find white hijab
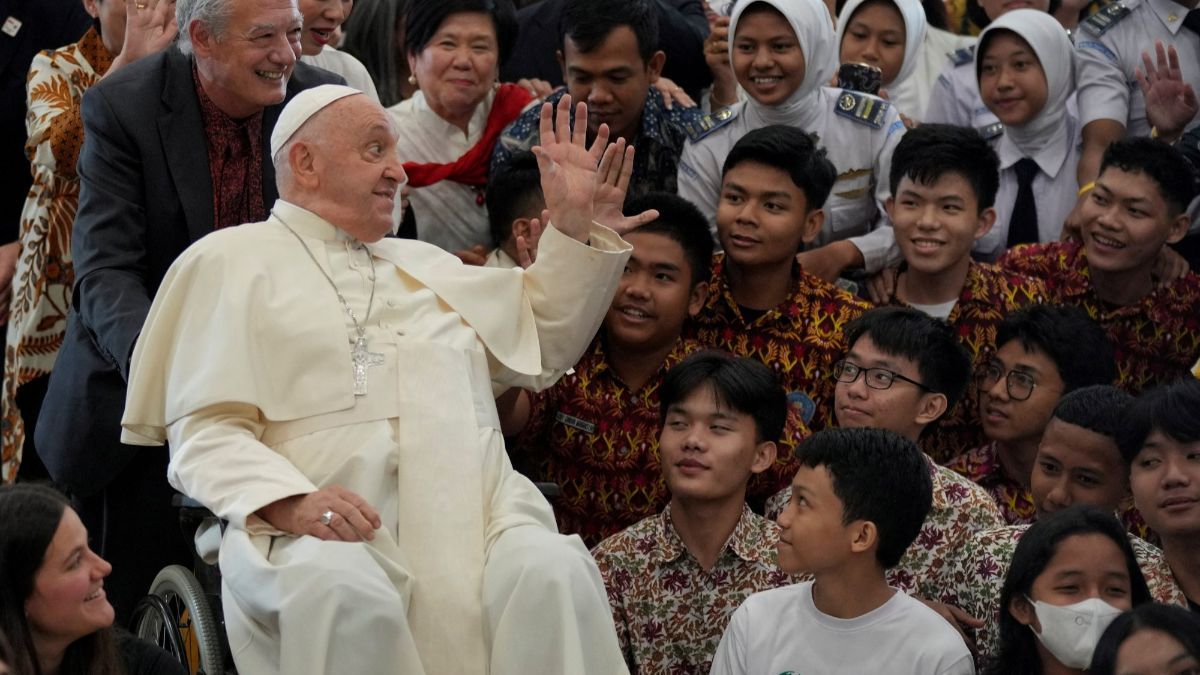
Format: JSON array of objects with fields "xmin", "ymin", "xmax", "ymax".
[
  {"xmin": 730, "ymin": 0, "xmax": 840, "ymax": 126},
  {"xmin": 835, "ymin": 0, "xmax": 927, "ymax": 88},
  {"xmin": 976, "ymin": 9, "xmax": 1073, "ymax": 158}
]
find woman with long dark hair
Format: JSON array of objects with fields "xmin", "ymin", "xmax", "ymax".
[
  {"xmin": 1090, "ymin": 603, "xmax": 1200, "ymax": 675},
  {"xmin": 0, "ymin": 484, "xmax": 183, "ymax": 675},
  {"xmin": 988, "ymin": 505, "xmax": 1153, "ymax": 675}
]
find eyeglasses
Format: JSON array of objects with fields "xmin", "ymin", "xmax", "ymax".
[
  {"xmin": 832, "ymin": 360, "xmax": 931, "ymax": 391},
  {"xmin": 975, "ymin": 361, "xmax": 1048, "ymax": 401}
]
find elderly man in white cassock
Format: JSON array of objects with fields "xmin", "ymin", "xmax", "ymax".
[{"xmin": 118, "ymin": 84, "xmax": 648, "ymax": 674}]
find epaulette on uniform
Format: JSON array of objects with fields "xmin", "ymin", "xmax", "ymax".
[
  {"xmin": 978, "ymin": 122, "xmax": 1004, "ymax": 140},
  {"xmin": 683, "ymin": 106, "xmax": 737, "ymax": 142},
  {"xmin": 949, "ymin": 45, "xmax": 975, "ymax": 67},
  {"xmin": 1081, "ymin": 2, "xmax": 1131, "ymax": 36},
  {"xmin": 834, "ymin": 90, "xmax": 889, "ymax": 129}
]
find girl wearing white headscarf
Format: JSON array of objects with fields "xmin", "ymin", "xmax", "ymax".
[
  {"xmin": 835, "ymin": 0, "xmax": 974, "ymax": 121},
  {"xmin": 970, "ymin": 9, "xmax": 1077, "ymax": 260},
  {"xmin": 677, "ymin": 0, "xmax": 907, "ymax": 276}
]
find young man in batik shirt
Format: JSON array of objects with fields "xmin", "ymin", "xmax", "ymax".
[
  {"xmin": 688, "ymin": 125, "xmax": 867, "ymax": 504},
  {"xmin": 503, "ymin": 194, "xmax": 713, "ymax": 546},
  {"xmin": 1000, "ymin": 138, "xmax": 1200, "ymax": 394},
  {"xmin": 941, "ymin": 386, "xmax": 1184, "ymax": 663},
  {"xmin": 946, "ymin": 305, "xmax": 1115, "ymax": 524},
  {"xmin": 592, "ymin": 352, "xmax": 792, "ymax": 675},
  {"xmin": 872, "ymin": 124, "xmax": 1046, "ymax": 462}
]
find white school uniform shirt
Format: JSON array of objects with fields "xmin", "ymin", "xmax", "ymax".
[
  {"xmin": 1075, "ymin": 0, "xmax": 1200, "ymax": 138},
  {"xmin": 709, "ymin": 581, "xmax": 975, "ymax": 675},
  {"xmin": 889, "ymin": 27, "xmax": 976, "ymax": 122},
  {"xmin": 300, "ymin": 48, "xmax": 380, "ymax": 103},
  {"xmin": 924, "ymin": 44, "xmax": 1000, "ymax": 133}
]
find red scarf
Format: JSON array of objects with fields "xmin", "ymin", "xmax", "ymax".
[{"xmin": 403, "ymin": 83, "xmax": 534, "ymax": 188}]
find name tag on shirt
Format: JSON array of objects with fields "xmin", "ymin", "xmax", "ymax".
[
  {"xmin": 555, "ymin": 412, "xmax": 597, "ymax": 435},
  {"xmin": 2, "ymin": 16, "xmax": 22, "ymax": 37}
]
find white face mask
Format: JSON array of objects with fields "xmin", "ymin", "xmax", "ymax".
[{"xmin": 1027, "ymin": 596, "xmax": 1125, "ymax": 669}]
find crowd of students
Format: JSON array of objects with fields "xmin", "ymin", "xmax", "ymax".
[{"xmin": 2, "ymin": 0, "xmax": 1200, "ymax": 671}]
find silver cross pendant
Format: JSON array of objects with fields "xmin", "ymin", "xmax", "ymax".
[{"xmin": 351, "ymin": 335, "xmax": 384, "ymax": 396}]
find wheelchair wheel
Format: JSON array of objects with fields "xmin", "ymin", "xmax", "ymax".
[{"xmin": 132, "ymin": 565, "xmax": 225, "ymax": 675}]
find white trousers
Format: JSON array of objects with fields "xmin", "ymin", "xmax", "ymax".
[{"xmin": 220, "ymin": 524, "xmax": 629, "ymax": 675}]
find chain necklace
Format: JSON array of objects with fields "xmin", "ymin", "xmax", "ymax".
[{"xmin": 279, "ymin": 217, "xmax": 383, "ymax": 396}]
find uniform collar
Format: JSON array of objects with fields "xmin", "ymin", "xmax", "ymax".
[
  {"xmin": 653, "ymin": 503, "xmax": 775, "ymax": 566},
  {"xmin": 995, "ymin": 122, "xmax": 1072, "ymax": 178},
  {"xmin": 269, "ymin": 200, "xmax": 356, "ymax": 243},
  {"xmin": 1148, "ymin": 0, "xmax": 1197, "ymax": 34}
]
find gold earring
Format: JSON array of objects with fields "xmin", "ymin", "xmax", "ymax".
[{"xmin": 407, "ymin": 74, "xmax": 416, "ymax": 85}]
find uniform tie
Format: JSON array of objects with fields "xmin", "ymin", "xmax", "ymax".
[
  {"xmin": 1007, "ymin": 158, "xmax": 1040, "ymax": 247},
  {"xmin": 1183, "ymin": 9, "xmax": 1200, "ymax": 34}
]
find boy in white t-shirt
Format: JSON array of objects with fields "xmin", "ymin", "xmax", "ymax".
[{"xmin": 709, "ymin": 428, "xmax": 975, "ymax": 675}]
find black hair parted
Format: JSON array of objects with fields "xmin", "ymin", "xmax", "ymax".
[
  {"xmin": 988, "ymin": 505, "xmax": 1152, "ymax": 675},
  {"xmin": 995, "ymin": 304, "xmax": 1115, "ymax": 393},
  {"xmin": 966, "ymin": 0, "xmax": 1061, "ymax": 30},
  {"xmin": 1090, "ymin": 604, "xmax": 1200, "ymax": 675},
  {"xmin": 1117, "ymin": 378, "xmax": 1200, "ymax": 465},
  {"xmin": 405, "ymin": 0, "xmax": 518, "ymax": 65},
  {"xmin": 562, "ymin": 0, "xmax": 659, "ymax": 64},
  {"xmin": 722, "ymin": 125, "xmax": 837, "ymax": 210},
  {"xmin": 1050, "ymin": 385, "xmax": 1133, "ymax": 442},
  {"xmin": 845, "ymin": 307, "xmax": 972, "ymax": 413},
  {"xmin": 1099, "ymin": 137, "xmax": 1199, "ymax": 217},
  {"xmin": 486, "ymin": 151, "xmax": 545, "ymax": 248},
  {"xmin": 889, "ymin": 123, "xmax": 1000, "ymax": 211},
  {"xmin": 623, "ymin": 192, "xmax": 715, "ymax": 288},
  {"xmin": 795, "ymin": 428, "xmax": 933, "ymax": 569},
  {"xmin": 660, "ymin": 351, "xmax": 787, "ymax": 444}
]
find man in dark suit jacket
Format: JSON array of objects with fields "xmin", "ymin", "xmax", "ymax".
[{"xmin": 37, "ymin": 0, "xmax": 344, "ymax": 623}]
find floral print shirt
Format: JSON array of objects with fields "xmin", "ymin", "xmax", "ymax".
[
  {"xmin": 592, "ymin": 504, "xmax": 793, "ymax": 675},
  {"xmin": 946, "ymin": 442, "xmax": 1036, "ymax": 526}
]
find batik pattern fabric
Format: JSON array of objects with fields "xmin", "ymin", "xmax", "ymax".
[
  {"xmin": 3, "ymin": 28, "xmax": 112, "ymax": 480},
  {"xmin": 939, "ymin": 524, "xmax": 1187, "ymax": 663},
  {"xmin": 945, "ymin": 442, "xmax": 1036, "ymax": 525},
  {"xmin": 492, "ymin": 87, "xmax": 702, "ymax": 198},
  {"xmin": 592, "ymin": 504, "xmax": 793, "ymax": 675},
  {"xmin": 511, "ymin": 336, "xmax": 702, "ymax": 547},
  {"xmin": 998, "ymin": 240, "xmax": 1200, "ymax": 394},
  {"xmin": 887, "ymin": 262, "xmax": 1046, "ymax": 463},
  {"xmin": 766, "ymin": 454, "xmax": 1005, "ymax": 601},
  {"xmin": 688, "ymin": 254, "xmax": 865, "ymax": 500}
]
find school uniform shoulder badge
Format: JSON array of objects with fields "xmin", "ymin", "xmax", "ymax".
[
  {"xmin": 949, "ymin": 45, "xmax": 976, "ymax": 67},
  {"xmin": 683, "ymin": 106, "xmax": 738, "ymax": 142},
  {"xmin": 834, "ymin": 90, "xmax": 889, "ymax": 129},
  {"xmin": 978, "ymin": 122, "xmax": 1005, "ymax": 140},
  {"xmin": 1081, "ymin": 2, "xmax": 1130, "ymax": 36}
]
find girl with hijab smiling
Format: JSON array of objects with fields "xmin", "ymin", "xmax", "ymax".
[
  {"xmin": 971, "ymin": 9, "xmax": 1076, "ymax": 260},
  {"xmin": 678, "ymin": 0, "xmax": 907, "ymax": 281}
]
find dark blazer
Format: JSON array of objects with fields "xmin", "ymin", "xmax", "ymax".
[{"xmin": 37, "ymin": 47, "xmax": 344, "ymax": 496}]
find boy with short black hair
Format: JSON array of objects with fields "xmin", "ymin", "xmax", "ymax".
[
  {"xmin": 710, "ymin": 428, "xmax": 974, "ymax": 675},
  {"xmin": 690, "ymin": 125, "xmax": 868, "ymax": 500},
  {"xmin": 483, "ymin": 151, "xmax": 545, "ymax": 269},
  {"xmin": 947, "ymin": 304, "xmax": 1116, "ymax": 525},
  {"xmin": 1000, "ymin": 138, "xmax": 1200, "ymax": 394},
  {"xmin": 592, "ymin": 351, "xmax": 793, "ymax": 675},
  {"xmin": 880, "ymin": 124, "xmax": 1046, "ymax": 462},
  {"xmin": 1120, "ymin": 379, "xmax": 1200, "ymax": 612},
  {"xmin": 943, "ymin": 385, "xmax": 1183, "ymax": 662},
  {"xmin": 504, "ymin": 192, "xmax": 714, "ymax": 545},
  {"xmin": 765, "ymin": 307, "xmax": 1005, "ymax": 603}
]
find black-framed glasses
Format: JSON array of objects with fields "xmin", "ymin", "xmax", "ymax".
[
  {"xmin": 832, "ymin": 360, "xmax": 931, "ymax": 391},
  {"xmin": 975, "ymin": 361, "xmax": 1047, "ymax": 401}
]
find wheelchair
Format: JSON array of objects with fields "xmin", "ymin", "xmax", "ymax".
[
  {"xmin": 131, "ymin": 495, "xmax": 232, "ymax": 675},
  {"xmin": 132, "ymin": 482, "xmax": 562, "ymax": 674}
]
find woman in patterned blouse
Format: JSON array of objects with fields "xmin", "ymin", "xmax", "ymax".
[{"xmin": 1, "ymin": 0, "xmax": 176, "ymax": 482}]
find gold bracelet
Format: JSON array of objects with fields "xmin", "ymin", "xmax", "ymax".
[{"xmin": 1077, "ymin": 181, "xmax": 1096, "ymax": 197}]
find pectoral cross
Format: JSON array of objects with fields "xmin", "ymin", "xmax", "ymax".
[{"xmin": 351, "ymin": 335, "xmax": 384, "ymax": 396}]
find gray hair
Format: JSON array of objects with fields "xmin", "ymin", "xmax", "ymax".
[{"xmin": 176, "ymin": 0, "xmax": 234, "ymax": 55}]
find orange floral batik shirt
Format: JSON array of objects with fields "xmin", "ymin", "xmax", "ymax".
[
  {"xmin": 688, "ymin": 254, "xmax": 864, "ymax": 500},
  {"xmin": 3, "ymin": 28, "xmax": 112, "ymax": 480},
  {"xmin": 511, "ymin": 336, "xmax": 703, "ymax": 547},
  {"xmin": 592, "ymin": 504, "xmax": 793, "ymax": 675},
  {"xmin": 999, "ymin": 240, "xmax": 1200, "ymax": 394},
  {"xmin": 887, "ymin": 262, "xmax": 1046, "ymax": 464}
]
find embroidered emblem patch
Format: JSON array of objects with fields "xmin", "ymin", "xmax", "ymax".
[
  {"xmin": 833, "ymin": 90, "xmax": 889, "ymax": 129},
  {"xmin": 683, "ymin": 106, "xmax": 738, "ymax": 142},
  {"xmin": 1081, "ymin": 2, "xmax": 1130, "ymax": 36}
]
